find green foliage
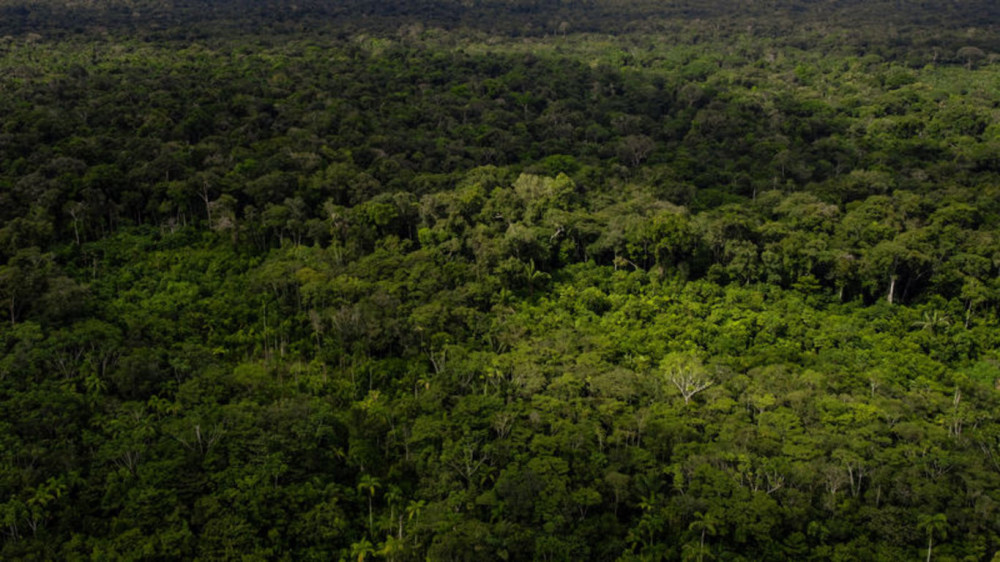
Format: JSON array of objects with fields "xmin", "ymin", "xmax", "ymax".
[{"xmin": 3, "ymin": 2, "xmax": 1000, "ymax": 560}]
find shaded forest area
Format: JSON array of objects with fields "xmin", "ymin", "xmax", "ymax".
[
  {"xmin": 4, "ymin": 0, "xmax": 1000, "ymax": 560},
  {"xmin": 3, "ymin": 0, "xmax": 1000, "ymax": 45}
]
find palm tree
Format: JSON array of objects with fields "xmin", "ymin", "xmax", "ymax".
[
  {"xmin": 349, "ymin": 538, "xmax": 375, "ymax": 562},
  {"xmin": 917, "ymin": 513, "xmax": 947, "ymax": 562},
  {"xmin": 405, "ymin": 499, "xmax": 425, "ymax": 522},
  {"xmin": 357, "ymin": 474, "xmax": 381, "ymax": 536},
  {"xmin": 911, "ymin": 310, "xmax": 950, "ymax": 334},
  {"xmin": 689, "ymin": 511, "xmax": 719, "ymax": 562},
  {"xmin": 524, "ymin": 259, "xmax": 549, "ymax": 297},
  {"xmin": 377, "ymin": 535, "xmax": 406, "ymax": 562},
  {"xmin": 405, "ymin": 500, "xmax": 426, "ymax": 547},
  {"xmin": 385, "ymin": 485, "xmax": 404, "ymax": 539}
]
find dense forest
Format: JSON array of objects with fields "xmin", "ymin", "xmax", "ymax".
[{"xmin": 4, "ymin": 0, "xmax": 1000, "ymax": 559}]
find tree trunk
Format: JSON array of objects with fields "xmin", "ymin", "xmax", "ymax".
[
  {"xmin": 699, "ymin": 528, "xmax": 706, "ymax": 562},
  {"xmin": 200, "ymin": 183, "xmax": 213, "ymax": 225}
]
